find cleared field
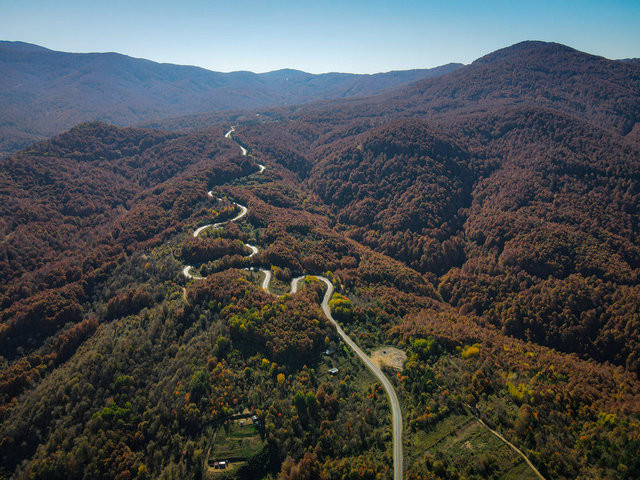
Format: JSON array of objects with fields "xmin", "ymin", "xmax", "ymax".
[
  {"xmin": 408, "ymin": 414, "xmax": 539, "ymax": 479},
  {"xmin": 212, "ymin": 422, "xmax": 263, "ymax": 459}
]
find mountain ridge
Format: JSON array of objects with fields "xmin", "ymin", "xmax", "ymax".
[
  {"xmin": 149, "ymin": 40, "xmax": 640, "ymax": 142},
  {"xmin": 0, "ymin": 40, "xmax": 463, "ymax": 156}
]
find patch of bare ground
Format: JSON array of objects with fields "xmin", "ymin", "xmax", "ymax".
[{"xmin": 371, "ymin": 346, "xmax": 407, "ymax": 371}]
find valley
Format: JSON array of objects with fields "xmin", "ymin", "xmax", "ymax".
[
  {"xmin": 184, "ymin": 125, "xmax": 405, "ymax": 480},
  {"xmin": 0, "ymin": 40, "xmax": 639, "ymax": 480}
]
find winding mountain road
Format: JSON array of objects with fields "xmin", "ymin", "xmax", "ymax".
[
  {"xmin": 293, "ymin": 276, "xmax": 403, "ymax": 480},
  {"xmin": 183, "ymin": 125, "xmax": 547, "ymax": 480},
  {"xmin": 182, "ymin": 265, "xmax": 202, "ymax": 280},
  {"xmin": 225, "ymin": 126, "xmax": 247, "ymax": 155},
  {"xmin": 182, "ymin": 126, "xmax": 404, "ymax": 480},
  {"xmin": 245, "ymin": 244, "xmax": 259, "ymax": 258},
  {"xmin": 192, "ymin": 203, "xmax": 248, "ymax": 238}
]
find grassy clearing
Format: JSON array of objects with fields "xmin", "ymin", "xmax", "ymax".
[
  {"xmin": 266, "ymin": 275, "xmax": 290, "ymax": 296},
  {"xmin": 407, "ymin": 414, "xmax": 539, "ymax": 479},
  {"xmin": 212, "ymin": 422, "xmax": 263, "ymax": 460}
]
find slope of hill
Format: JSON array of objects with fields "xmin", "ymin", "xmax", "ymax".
[
  {"xmin": 0, "ymin": 123, "xmax": 258, "ymax": 360},
  {"xmin": 0, "ymin": 40, "xmax": 461, "ymax": 156},
  {"xmin": 228, "ymin": 41, "xmax": 640, "ymax": 477},
  {"xmin": 236, "ymin": 104, "xmax": 640, "ymax": 374},
  {"xmin": 399, "ymin": 41, "xmax": 640, "ymax": 135}
]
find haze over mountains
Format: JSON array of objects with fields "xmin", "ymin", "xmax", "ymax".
[
  {"xmin": 0, "ymin": 41, "xmax": 462, "ymax": 156},
  {"xmin": 1, "ymin": 40, "xmax": 640, "ymax": 479},
  {"xmin": 149, "ymin": 41, "xmax": 640, "ymax": 143},
  {"xmin": 263, "ymin": 42, "xmax": 640, "ymax": 133}
]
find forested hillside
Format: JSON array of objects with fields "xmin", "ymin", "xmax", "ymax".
[
  {"xmin": 1, "ymin": 41, "xmax": 639, "ymax": 480},
  {"xmin": 302, "ymin": 108, "xmax": 640, "ymax": 374},
  {"xmin": 233, "ymin": 41, "xmax": 640, "ymax": 377}
]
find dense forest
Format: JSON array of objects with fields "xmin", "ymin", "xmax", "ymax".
[{"xmin": 1, "ymin": 41, "xmax": 639, "ymax": 480}]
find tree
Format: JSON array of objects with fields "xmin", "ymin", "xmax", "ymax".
[{"xmin": 189, "ymin": 370, "xmax": 209, "ymax": 403}]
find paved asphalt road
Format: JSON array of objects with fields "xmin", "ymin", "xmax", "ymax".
[{"xmin": 184, "ymin": 128, "xmax": 404, "ymax": 480}]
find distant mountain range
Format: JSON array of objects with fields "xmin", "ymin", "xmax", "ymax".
[
  {"xmin": 255, "ymin": 41, "xmax": 640, "ymax": 136},
  {"xmin": 151, "ymin": 41, "xmax": 640, "ymax": 142},
  {"xmin": 0, "ymin": 41, "xmax": 462, "ymax": 156}
]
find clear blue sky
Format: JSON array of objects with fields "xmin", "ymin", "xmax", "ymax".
[{"xmin": 1, "ymin": 0, "xmax": 639, "ymax": 73}]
